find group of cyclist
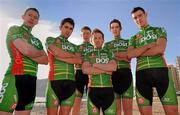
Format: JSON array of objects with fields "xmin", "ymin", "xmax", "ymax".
[{"xmin": 0, "ymin": 6, "xmax": 179, "ymax": 115}]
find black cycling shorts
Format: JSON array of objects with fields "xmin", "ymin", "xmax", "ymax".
[
  {"xmin": 112, "ymin": 68, "xmax": 132, "ymax": 95},
  {"xmin": 50, "ymin": 80, "xmax": 76, "ymax": 104}
]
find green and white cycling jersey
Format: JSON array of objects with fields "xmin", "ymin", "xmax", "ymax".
[
  {"xmin": 46, "ymin": 36, "xmax": 78, "ymax": 80},
  {"xmin": 75, "ymin": 42, "xmax": 94, "ymax": 70},
  {"xmin": 129, "ymin": 25, "xmax": 167, "ymax": 71},
  {"xmin": 5, "ymin": 24, "xmax": 43, "ymax": 76},
  {"xmin": 104, "ymin": 37, "xmax": 130, "ymax": 69},
  {"xmin": 84, "ymin": 48, "xmax": 114, "ymax": 87}
]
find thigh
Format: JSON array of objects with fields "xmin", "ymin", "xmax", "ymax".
[
  {"xmin": 87, "ymin": 89, "xmax": 100, "ymax": 115},
  {"xmin": 112, "ymin": 69, "xmax": 133, "ymax": 96},
  {"xmin": 15, "ymin": 75, "xmax": 36, "ymax": 111},
  {"xmin": 155, "ymin": 68, "xmax": 178, "ymax": 105},
  {"xmin": 60, "ymin": 80, "xmax": 76, "ymax": 107},
  {"xmin": 136, "ymin": 69, "xmax": 153, "ymax": 106},
  {"xmin": 75, "ymin": 70, "xmax": 88, "ymax": 97},
  {"xmin": 0, "ymin": 75, "xmax": 17, "ymax": 113},
  {"xmin": 46, "ymin": 81, "xmax": 59, "ymax": 108},
  {"xmin": 102, "ymin": 88, "xmax": 116, "ymax": 115}
]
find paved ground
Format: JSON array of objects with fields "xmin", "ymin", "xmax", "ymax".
[{"xmin": 31, "ymin": 97, "xmax": 180, "ymax": 115}]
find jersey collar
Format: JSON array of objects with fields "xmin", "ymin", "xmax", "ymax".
[
  {"xmin": 22, "ymin": 24, "xmax": 32, "ymax": 33},
  {"xmin": 140, "ymin": 25, "xmax": 151, "ymax": 31},
  {"xmin": 58, "ymin": 35, "xmax": 68, "ymax": 41},
  {"xmin": 113, "ymin": 36, "xmax": 122, "ymax": 41},
  {"xmin": 94, "ymin": 48, "xmax": 103, "ymax": 51}
]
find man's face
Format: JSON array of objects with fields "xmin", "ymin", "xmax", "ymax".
[
  {"xmin": 22, "ymin": 10, "xmax": 39, "ymax": 28},
  {"xmin": 110, "ymin": 22, "xmax": 121, "ymax": 37},
  {"xmin": 132, "ymin": 10, "xmax": 148, "ymax": 28},
  {"xmin": 92, "ymin": 33, "xmax": 104, "ymax": 49},
  {"xmin": 81, "ymin": 29, "xmax": 91, "ymax": 42},
  {"xmin": 60, "ymin": 22, "xmax": 74, "ymax": 38}
]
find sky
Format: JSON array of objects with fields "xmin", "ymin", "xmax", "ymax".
[{"xmin": 0, "ymin": 0, "xmax": 180, "ymax": 83}]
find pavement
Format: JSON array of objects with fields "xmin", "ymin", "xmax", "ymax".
[{"xmin": 31, "ymin": 97, "xmax": 180, "ymax": 115}]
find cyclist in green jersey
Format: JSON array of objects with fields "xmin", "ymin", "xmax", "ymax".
[
  {"xmin": 72, "ymin": 26, "xmax": 94, "ymax": 115},
  {"xmin": 45, "ymin": 18, "xmax": 82, "ymax": 115},
  {"xmin": 128, "ymin": 7, "xmax": 178, "ymax": 115},
  {"xmin": 82, "ymin": 28, "xmax": 117, "ymax": 115},
  {"xmin": 0, "ymin": 8, "xmax": 48, "ymax": 115},
  {"xmin": 104, "ymin": 19, "xmax": 133, "ymax": 115}
]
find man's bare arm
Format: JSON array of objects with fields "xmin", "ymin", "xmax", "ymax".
[
  {"xmin": 31, "ymin": 54, "xmax": 48, "ymax": 65},
  {"xmin": 13, "ymin": 39, "xmax": 45, "ymax": 58},
  {"xmin": 115, "ymin": 52, "xmax": 130, "ymax": 62},
  {"xmin": 141, "ymin": 38, "xmax": 166, "ymax": 56},
  {"xmin": 48, "ymin": 44, "xmax": 76, "ymax": 58},
  {"xmin": 82, "ymin": 61, "xmax": 106, "ymax": 75},
  {"xmin": 93, "ymin": 60, "xmax": 117, "ymax": 72},
  {"xmin": 55, "ymin": 56, "xmax": 82, "ymax": 64},
  {"xmin": 127, "ymin": 42, "xmax": 156, "ymax": 58}
]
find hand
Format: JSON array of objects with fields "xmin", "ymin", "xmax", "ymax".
[{"xmin": 105, "ymin": 71, "xmax": 112, "ymax": 75}]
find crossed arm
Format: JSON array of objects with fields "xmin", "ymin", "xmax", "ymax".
[
  {"xmin": 13, "ymin": 39, "xmax": 48, "ymax": 64},
  {"xmin": 114, "ymin": 51, "xmax": 131, "ymax": 62},
  {"xmin": 48, "ymin": 44, "xmax": 82, "ymax": 64},
  {"xmin": 82, "ymin": 60, "xmax": 117, "ymax": 75},
  {"xmin": 127, "ymin": 38, "xmax": 166, "ymax": 58}
]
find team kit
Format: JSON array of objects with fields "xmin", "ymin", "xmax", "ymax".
[{"xmin": 0, "ymin": 7, "xmax": 179, "ymax": 115}]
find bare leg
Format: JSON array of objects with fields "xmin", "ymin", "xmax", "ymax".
[
  {"xmin": 47, "ymin": 107, "xmax": 58, "ymax": 115},
  {"xmin": 0, "ymin": 111, "xmax": 13, "ymax": 115},
  {"xmin": 116, "ymin": 99, "xmax": 121, "ymax": 115},
  {"xmin": 15, "ymin": 110, "xmax": 31, "ymax": 115},
  {"xmin": 138, "ymin": 106, "xmax": 152, "ymax": 115},
  {"xmin": 122, "ymin": 98, "xmax": 133, "ymax": 115},
  {"xmin": 59, "ymin": 106, "xmax": 72, "ymax": 115},
  {"xmin": 163, "ymin": 105, "xmax": 179, "ymax": 115},
  {"xmin": 71, "ymin": 97, "xmax": 82, "ymax": 115}
]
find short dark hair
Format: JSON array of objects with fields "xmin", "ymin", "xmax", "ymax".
[
  {"xmin": 131, "ymin": 7, "xmax": 145, "ymax": 14},
  {"xmin": 60, "ymin": 17, "xmax": 75, "ymax": 28},
  {"xmin": 81, "ymin": 26, "xmax": 91, "ymax": 33},
  {"xmin": 24, "ymin": 8, "xmax": 40, "ymax": 18},
  {"xmin": 92, "ymin": 28, "xmax": 104, "ymax": 40},
  {"xmin": 109, "ymin": 19, "xmax": 122, "ymax": 30}
]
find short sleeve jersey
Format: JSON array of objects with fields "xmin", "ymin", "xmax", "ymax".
[
  {"xmin": 5, "ymin": 24, "xmax": 43, "ymax": 77},
  {"xmin": 75, "ymin": 42, "xmax": 94, "ymax": 69},
  {"xmin": 46, "ymin": 36, "xmax": 77, "ymax": 80},
  {"xmin": 129, "ymin": 25, "xmax": 167, "ymax": 71},
  {"xmin": 104, "ymin": 38, "xmax": 130, "ymax": 69},
  {"xmin": 84, "ymin": 48, "xmax": 114, "ymax": 87}
]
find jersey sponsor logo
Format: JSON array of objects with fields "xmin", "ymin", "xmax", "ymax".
[
  {"xmin": 31, "ymin": 37, "xmax": 41, "ymax": 49},
  {"xmin": 106, "ymin": 108, "xmax": 115, "ymax": 114},
  {"xmin": 62, "ymin": 44, "xmax": 75, "ymax": 52},
  {"xmin": 113, "ymin": 41, "xmax": 128, "ymax": 47},
  {"xmin": 138, "ymin": 97, "xmax": 145, "ymax": 104},
  {"xmin": 64, "ymin": 100, "xmax": 72, "ymax": 105},
  {"xmin": 83, "ymin": 47, "xmax": 93, "ymax": 53},
  {"xmin": 140, "ymin": 30, "xmax": 157, "ymax": 43},
  {"xmin": 124, "ymin": 92, "xmax": 130, "ymax": 97},
  {"xmin": 92, "ymin": 107, "xmax": 97, "ymax": 114},
  {"xmin": 0, "ymin": 83, "xmax": 8, "ymax": 103},
  {"xmin": 162, "ymin": 97, "xmax": 171, "ymax": 103},
  {"xmin": 96, "ymin": 58, "xmax": 109, "ymax": 64}
]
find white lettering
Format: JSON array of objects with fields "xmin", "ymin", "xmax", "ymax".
[{"xmin": 0, "ymin": 83, "xmax": 8, "ymax": 103}]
